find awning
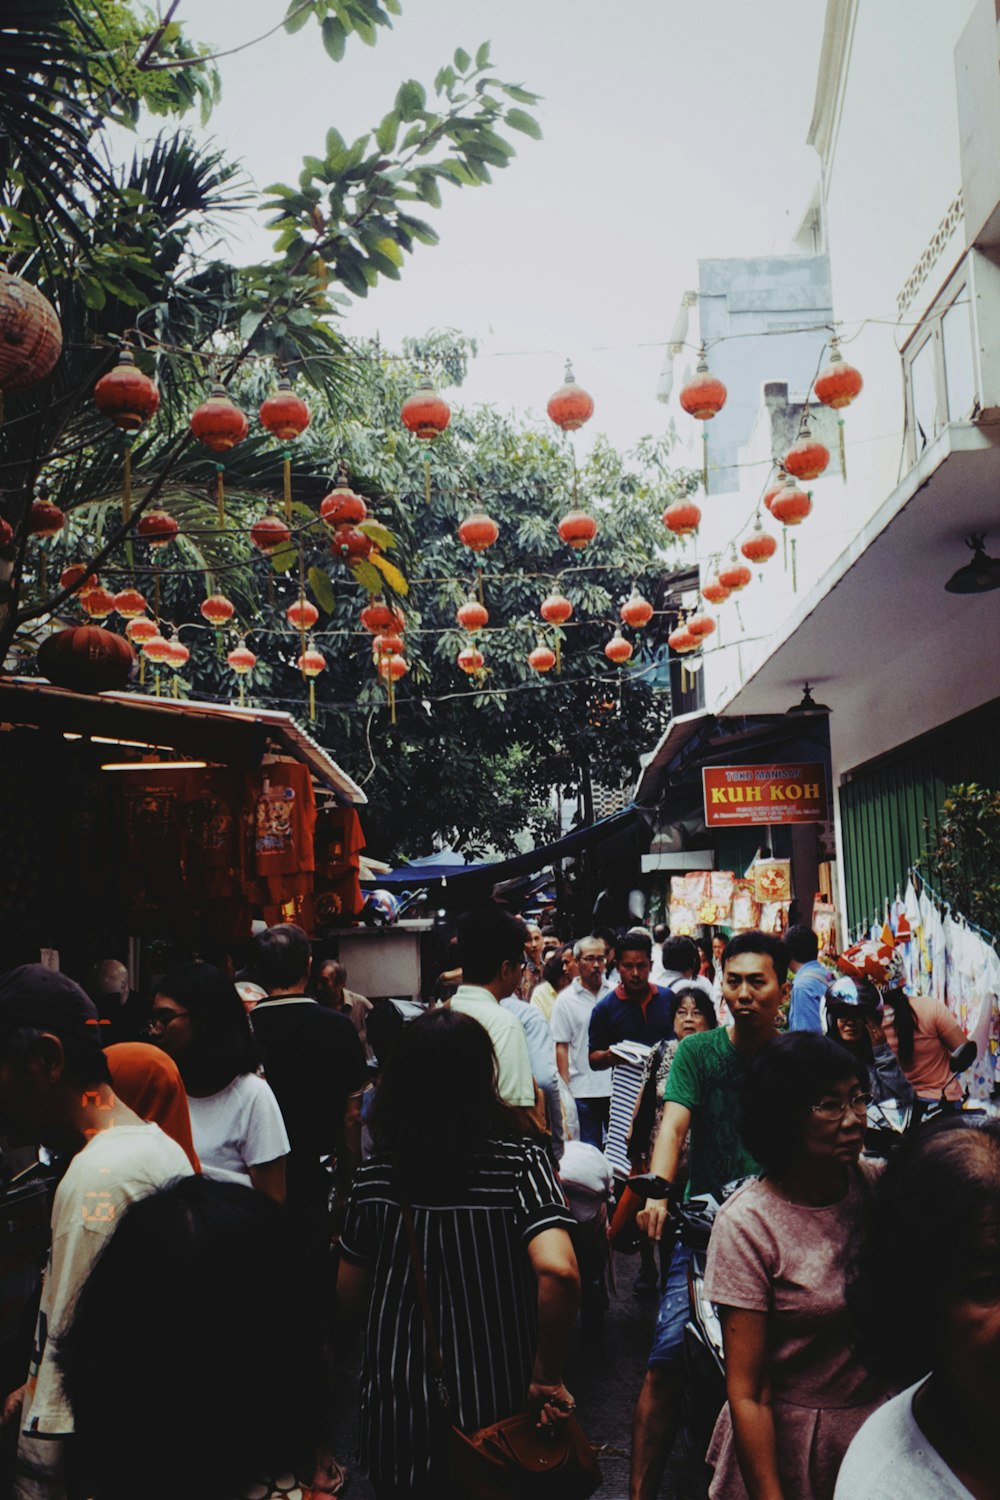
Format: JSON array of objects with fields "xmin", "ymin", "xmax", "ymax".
[{"xmin": 0, "ymin": 679, "xmax": 367, "ymax": 803}]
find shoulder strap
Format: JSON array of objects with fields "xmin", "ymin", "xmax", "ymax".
[{"xmin": 400, "ymin": 1205, "xmax": 452, "ymax": 1409}]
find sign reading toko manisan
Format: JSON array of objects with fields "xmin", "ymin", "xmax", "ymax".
[{"xmin": 702, "ymin": 763, "xmax": 829, "ymax": 827}]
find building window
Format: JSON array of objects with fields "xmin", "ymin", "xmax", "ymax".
[{"xmin": 902, "ymin": 265, "xmax": 977, "ymax": 464}]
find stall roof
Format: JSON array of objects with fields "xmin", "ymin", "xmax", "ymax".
[{"xmin": 0, "ymin": 679, "xmax": 367, "ymax": 804}]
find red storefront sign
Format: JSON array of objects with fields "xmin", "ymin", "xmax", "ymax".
[{"xmin": 702, "ymin": 763, "xmax": 829, "ymax": 827}]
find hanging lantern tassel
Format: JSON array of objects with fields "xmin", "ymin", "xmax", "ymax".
[
  {"xmin": 791, "ymin": 536, "xmax": 798, "ymax": 593},
  {"xmin": 735, "ymin": 599, "xmax": 744, "ymax": 634},
  {"xmin": 215, "ymin": 465, "xmax": 225, "ymax": 528},
  {"xmin": 782, "ymin": 527, "xmax": 788, "ymax": 572},
  {"xmin": 702, "ymin": 426, "xmax": 709, "ymax": 496},
  {"xmin": 138, "ymin": 651, "xmax": 145, "ymax": 687},
  {"xmin": 122, "ymin": 441, "xmax": 133, "ymax": 523},
  {"xmin": 837, "ymin": 417, "xmax": 847, "ymax": 483},
  {"xmin": 172, "ymin": 672, "xmax": 180, "ymax": 701},
  {"xmin": 153, "ymin": 566, "xmax": 160, "ymax": 623},
  {"xmin": 154, "ymin": 668, "xmax": 161, "ymax": 700},
  {"xmin": 681, "ymin": 663, "xmax": 688, "ymax": 695},
  {"xmin": 283, "ymin": 447, "xmax": 293, "ymax": 521},
  {"xmin": 555, "ymin": 634, "xmax": 562, "ymax": 675},
  {"xmin": 308, "ymin": 676, "xmax": 317, "ymax": 722}
]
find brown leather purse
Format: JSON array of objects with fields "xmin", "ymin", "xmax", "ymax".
[{"xmin": 400, "ymin": 1206, "xmax": 602, "ymax": 1500}]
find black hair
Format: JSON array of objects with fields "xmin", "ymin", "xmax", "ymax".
[
  {"xmin": 156, "ymin": 963, "xmax": 260, "ymax": 1094},
  {"xmin": 456, "ymin": 905, "xmax": 528, "ymax": 986},
  {"xmin": 884, "ymin": 986, "xmax": 917, "ymax": 1067},
  {"xmin": 251, "ymin": 923, "xmax": 312, "ymax": 992},
  {"xmin": 848, "ymin": 1118, "xmax": 1000, "ymax": 1386},
  {"xmin": 660, "ymin": 935, "xmax": 699, "ymax": 976},
  {"xmin": 667, "ymin": 985, "xmax": 718, "ymax": 1034},
  {"xmin": 56, "ymin": 1176, "xmax": 328, "ymax": 1500},
  {"xmin": 653, "ymin": 923, "xmax": 669, "ymax": 944},
  {"xmin": 722, "ymin": 930, "xmax": 791, "ymax": 986},
  {"xmin": 784, "ymin": 924, "xmax": 819, "ymax": 964},
  {"xmin": 738, "ymin": 1033, "xmax": 866, "ymax": 1174},
  {"xmin": 369, "ymin": 1008, "xmax": 520, "ymax": 1199},
  {"xmin": 618, "ymin": 932, "xmax": 653, "ymax": 962},
  {"xmin": 825, "ymin": 977, "xmax": 882, "ymax": 1064},
  {"xmin": 542, "ymin": 951, "xmax": 568, "ymax": 990},
  {"xmin": 591, "ymin": 925, "xmax": 618, "ymax": 956},
  {"xmin": 0, "ymin": 1026, "xmax": 110, "ymax": 1088}
]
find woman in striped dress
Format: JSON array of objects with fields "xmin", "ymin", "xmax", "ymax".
[{"xmin": 336, "ymin": 1008, "xmax": 581, "ymax": 1500}]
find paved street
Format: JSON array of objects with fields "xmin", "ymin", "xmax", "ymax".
[{"xmin": 329, "ymin": 1250, "xmax": 698, "ymax": 1499}]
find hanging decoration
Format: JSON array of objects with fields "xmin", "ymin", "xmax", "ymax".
[
  {"xmin": 528, "ymin": 642, "xmax": 557, "ymax": 673},
  {"xmin": 113, "ymin": 587, "xmax": 147, "ymax": 620},
  {"xmin": 286, "ymin": 599, "xmax": 319, "ymax": 633},
  {"xmin": 143, "ymin": 632, "xmax": 173, "ymax": 697},
  {"xmin": 125, "ymin": 614, "xmax": 157, "ymax": 684},
  {"xmin": 770, "ymin": 480, "xmax": 812, "ymax": 592},
  {"xmin": 458, "ymin": 511, "xmax": 500, "ymax": 552},
  {"xmin": 28, "ymin": 488, "xmax": 65, "ymax": 539},
  {"xmin": 604, "ymin": 629, "xmax": 633, "ymax": 665},
  {"xmin": 679, "ymin": 346, "xmax": 727, "ymax": 494},
  {"xmin": 686, "ymin": 611, "xmax": 716, "ymax": 641},
  {"xmin": 377, "ymin": 649, "xmax": 408, "ymax": 724},
  {"xmin": 668, "ymin": 621, "xmax": 698, "ymax": 654},
  {"xmin": 783, "ymin": 427, "xmax": 830, "ymax": 482},
  {"xmin": 165, "ymin": 637, "xmax": 190, "ymax": 698},
  {"xmin": 320, "ymin": 469, "xmax": 368, "ymax": 529},
  {"xmin": 620, "ymin": 586, "xmax": 653, "ymax": 628},
  {"xmin": 557, "ymin": 510, "xmax": 597, "ymax": 550},
  {"xmin": 361, "ymin": 598, "xmax": 404, "ymax": 635},
  {"xmin": 547, "ymin": 360, "xmax": 594, "ymax": 432},
  {"xmin": 702, "ymin": 574, "xmax": 730, "ymax": 606},
  {"xmin": 330, "ymin": 525, "xmax": 373, "ymax": 562},
  {"xmin": 539, "ymin": 590, "xmax": 572, "ymax": 671},
  {"xmin": 259, "ymin": 371, "xmax": 310, "ymax": 520},
  {"xmin": 137, "ymin": 509, "xmax": 178, "ymax": 548},
  {"xmin": 400, "ymin": 378, "xmax": 451, "ymax": 503},
  {"xmin": 93, "ymin": 349, "xmax": 160, "ymax": 523},
  {"xmin": 718, "ymin": 550, "xmax": 752, "ymax": 593},
  {"xmin": 297, "ymin": 645, "xmax": 326, "ymax": 721},
  {"xmin": 81, "ymin": 586, "xmax": 115, "ymax": 621},
  {"xmin": 740, "ymin": 516, "xmax": 778, "ymax": 574},
  {"xmin": 200, "ymin": 593, "xmax": 235, "ymax": 628},
  {"xmin": 36, "ymin": 625, "xmax": 133, "ymax": 693},
  {"xmin": 0, "ymin": 272, "xmax": 62, "ymax": 421},
  {"xmin": 226, "ymin": 639, "xmax": 256, "ymax": 706},
  {"xmin": 372, "ymin": 631, "xmax": 404, "ymax": 658},
  {"xmin": 60, "ymin": 564, "xmax": 94, "ymax": 599},
  {"xmin": 763, "ymin": 469, "xmax": 787, "ymax": 513},
  {"xmin": 0, "ymin": 518, "xmax": 14, "ymax": 549},
  {"xmin": 456, "ymin": 597, "xmax": 489, "ymax": 631},
  {"xmin": 813, "ymin": 335, "xmax": 863, "ymax": 481},
  {"xmin": 457, "ymin": 645, "xmax": 485, "ymax": 675},
  {"xmin": 250, "ymin": 515, "xmax": 292, "ymax": 555},
  {"xmin": 662, "ymin": 498, "xmax": 701, "ymax": 539},
  {"xmin": 190, "ymin": 382, "xmax": 249, "ymax": 527}
]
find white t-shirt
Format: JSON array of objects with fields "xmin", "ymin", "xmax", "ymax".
[
  {"xmin": 550, "ymin": 980, "xmax": 612, "ymax": 1100},
  {"xmin": 22, "ymin": 1124, "xmax": 194, "ymax": 1437},
  {"xmin": 186, "ymin": 1073, "xmax": 290, "ymax": 1187},
  {"xmin": 835, "ymin": 1381, "xmax": 975, "ymax": 1499}
]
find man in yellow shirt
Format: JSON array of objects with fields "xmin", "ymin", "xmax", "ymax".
[{"xmin": 449, "ymin": 907, "xmax": 536, "ymax": 1109}]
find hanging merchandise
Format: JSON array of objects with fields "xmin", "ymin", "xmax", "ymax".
[
  {"xmin": 604, "ymin": 629, "xmax": 632, "ymax": 664},
  {"xmin": 297, "ymin": 645, "xmax": 326, "ymax": 721},
  {"xmin": 812, "ymin": 894, "xmax": 838, "ymax": 959},
  {"xmin": 0, "ymin": 272, "xmax": 62, "ymax": 420},
  {"xmin": 458, "ymin": 511, "xmax": 499, "ymax": 552},
  {"xmin": 557, "ymin": 510, "xmax": 597, "ymax": 550},
  {"xmin": 259, "ymin": 371, "xmax": 310, "ymax": 521},
  {"xmin": 528, "ymin": 642, "xmax": 556, "ymax": 673},
  {"xmin": 456, "ymin": 596, "xmax": 489, "ymax": 631},
  {"xmin": 190, "ymin": 382, "xmax": 249, "ymax": 528},
  {"xmin": 320, "ymin": 466, "xmax": 368, "ymax": 528},
  {"xmin": 93, "ymin": 349, "xmax": 160, "ymax": 523},
  {"xmin": 753, "ymin": 859, "xmax": 792, "ymax": 903},
  {"xmin": 620, "ymin": 587, "xmax": 653, "ymax": 628},
  {"xmin": 662, "ymin": 498, "xmax": 701, "ymax": 539},
  {"xmin": 400, "ymin": 377, "xmax": 450, "ymax": 503},
  {"xmin": 813, "ymin": 335, "xmax": 863, "ymax": 482},
  {"xmin": 679, "ymin": 347, "xmax": 727, "ymax": 494},
  {"xmin": 547, "ymin": 360, "xmax": 594, "ymax": 432},
  {"xmin": 731, "ymin": 878, "xmax": 760, "ymax": 932},
  {"xmin": 227, "ymin": 639, "xmax": 256, "ymax": 705}
]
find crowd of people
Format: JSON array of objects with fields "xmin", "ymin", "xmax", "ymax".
[{"xmin": 0, "ymin": 908, "xmax": 995, "ymax": 1500}]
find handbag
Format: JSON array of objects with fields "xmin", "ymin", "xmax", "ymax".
[{"xmin": 400, "ymin": 1206, "xmax": 602, "ymax": 1500}]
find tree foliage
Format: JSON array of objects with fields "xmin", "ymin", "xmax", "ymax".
[{"xmin": 922, "ymin": 783, "xmax": 1000, "ymax": 937}]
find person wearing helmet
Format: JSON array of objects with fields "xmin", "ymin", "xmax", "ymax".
[{"xmin": 823, "ymin": 974, "xmax": 915, "ymax": 1104}]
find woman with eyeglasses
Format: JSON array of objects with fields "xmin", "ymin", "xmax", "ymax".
[
  {"xmin": 149, "ymin": 962, "xmax": 289, "ymax": 1203},
  {"xmin": 702, "ymin": 1033, "xmax": 895, "ymax": 1500}
]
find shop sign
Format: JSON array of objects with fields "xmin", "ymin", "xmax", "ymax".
[{"xmin": 702, "ymin": 763, "xmax": 829, "ymax": 827}]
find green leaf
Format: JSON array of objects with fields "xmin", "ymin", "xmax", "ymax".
[
  {"xmin": 454, "ymin": 47, "xmax": 471, "ymax": 71},
  {"xmin": 373, "ymin": 235, "xmax": 404, "ymax": 267},
  {"xmin": 285, "ymin": 1, "xmax": 313, "ymax": 33},
  {"xmin": 370, "ymin": 553, "xmax": 409, "ymax": 595},
  {"xmin": 321, "ymin": 16, "xmax": 347, "ymax": 59},
  {"xmin": 240, "ymin": 309, "xmax": 266, "ymax": 340},
  {"xmin": 375, "ymin": 110, "xmax": 400, "ymax": 153},
  {"xmin": 475, "ymin": 41, "xmax": 491, "ymax": 68},
  {"xmin": 395, "ymin": 80, "xmax": 427, "ymax": 120},
  {"xmin": 308, "ymin": 566, "xmax": 337, "ymax": 614},
  {"xmin": 269, "ymin": 542, "xmax": 298, "ymax": 574},
  {"xmin": 78, "ymin": 275, "xmax": 106, "ymax": 310},
  {"xmin": 351, "ymin": 558, "xmax": 384, "ymax": 594},
  {"xmin": 358, "ymin": 520, "xmax": 396, "ymax": 549},
  {"xmin": 505, "ymin": 108, "xmax": 542, "ymax": 140}
]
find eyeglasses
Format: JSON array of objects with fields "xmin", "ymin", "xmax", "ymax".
[
  {"xmin": 147, "ymin": 1009, "xmax": 190, "ymax": 1032},
  {"xmin": 810, "ymin": 1091, "xmax": 872, "ymax": 1121}
]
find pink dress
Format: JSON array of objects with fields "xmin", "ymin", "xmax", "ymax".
[{"xmin": 703, "ymin": 1165, "xmax": 892, "ymax": 1500}]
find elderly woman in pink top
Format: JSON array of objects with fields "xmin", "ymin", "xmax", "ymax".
[{"xmin": 838, "ymin": 939, "xmax": 976, "ymax": 1104}]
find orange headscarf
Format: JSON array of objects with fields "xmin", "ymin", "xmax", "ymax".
[{"xmin": 105, "ymin": 1042, "xmax": 201, "ymax": 1173}]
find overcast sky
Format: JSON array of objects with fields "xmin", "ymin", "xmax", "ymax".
[{"xmin": 173, "ymin": 1, "xmax": 826, "ymax": 448}]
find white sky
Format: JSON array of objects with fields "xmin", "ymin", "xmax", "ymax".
[{"xmin": 171, "ymin": 1, "xmax": 826, "ymax": 449}]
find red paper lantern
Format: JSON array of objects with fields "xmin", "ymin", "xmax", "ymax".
[
  {"xmin": 143, "ymin": 633, "xmax": 174, "ymax": 666},
  {"xmin": 547, "ymin": 361, "xmax": 594, "ymax": 432},
  {"xmin": 741, "ymin": 518, "xmax": 778, "ymax": 565},
  {"xmin": 286, "ymin": 599, "xmax": 319, "ymax": 632},
  {"xmin": 668, "ymin": 624, "xmax": 697, "ymax": 654},
  {"xmin": 458, "ymin": 512, "xmax": 499, "ymax": 552},
  {"xmin": 60, "ymin": 564, "xmax": 94, "ymax": 594},
  {"xmin": 298, "ymin": 648, "xmax": 326, "ymax": 678},
  {"xmin": 331, "ymin": 525, "xmax": 373, "ymax": 561},
  {"xmin": 771, "ymin": 482, "xmax": 813, "ymax": 527},
  {"xmin": 719, "ymin": 556, "xmax": 752, "ymax": 592},
  {"xmin": 81, "ymin": 586, "xmax": 116, "ymax": 620},
  {"xmin": 250, "ymin": 515, "xmax": 291, "ymax": 554},
  {"xmin": 320, "ymin": 481, "xmax": 367, "ymax": 528},
  {"xmin": 686, "ymin": 612, "xmax": 716, "ymax": 640},
  {"xmin": 528, "ymin": 643, "xmax": 557, "ymax": 673},
  {"xmin": 113, "ymin": 587, "xmax": 148, "ymax": 619},
  {"xmin": 166, "ymin": 639, "xmax": 190, "ymax": 670},
  {"xmin": 126, "ymin": 616, "xmax": 158, "ymax": 646},
  {"xmin": 361, "ymin": 599, "xmax": 404, "ymax": 634},
  {"xmin": 604, "ymin": 629, "xmax": 633, "ymax": 664},
  {"xmin": 200, "ymin": 594, "xmax": 235, "ymax": 628},
  {"xmin": 701, "ymin": 576, "xmax": 730, "ymax": 606},
  {"xmin": 457, "ymin": 598, "xmax": 489, "ymax": 631},
  {"xmin": 763, "ymin": 472, "xmax": 786, "ymax": 513},
  {"xmin": 400, "ymin": 380, "xmax": 451, "ymax": 439},
  {"xmin": 662, "ymin": 499, "xmax": 701, "ymax": 537},
  {"xmin": 540, "ymin": 592, "xmax": 573, "ymax": 625},
  {"xmin": 378, "ymin": 652, "xmax": 409, "ymax": 682},
  {"xmin": 372, "ymin": 632, "xmax": 405, "ymax": 658},
  {"xmin": 227, "ymin": 642, "xmax": 256, "ymax": 675},
  {"xmin": 0, "ymin": 272, "xmax": 62, "ymax": 397},
  {"xmin": 814, "ymin": 340, "xmax": 863, "ymax": 410},
  {"xmin": 37, "ymin": 625, "xmax": 133, "ymax": 692},
  {"xmin": 457, "ymin": 646, "xmax": 485, "ymax": 674},
  {"xmin": 620, "ymin": 587, "xmax": 653, "ymax": 628},
  {"xmin": 93, "ymin": 350, "xmax": 159, "ymax": 432},
  {"xmin": 137, "ymin": 509, "xmax": 178, "ymax": 548},
  {"xmin": 259, "ymin": 375, "xmax": 310, "ymax": 442},
  {"xmin": 190, "ymin": 382, "xmax": 249, "ymax": 453},
  {"xmin": 784, "ymin": 436, "xmax": 829, "ymax": 482},
  {"xmin": 28, "ymin": 497, "xmax": 65, "ymax": 539},
  {"xmin": 679, "ymin": 349, "xmax": 727, "ymax": 420},
  {"xmin": 557, "ymin": 511, "xmax": 597, "ymax": 550}
]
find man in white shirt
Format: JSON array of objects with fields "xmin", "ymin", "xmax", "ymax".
[
  {"xmin": 550, "ymin": 937, "xmax": 613, "ymax": 1148},
  {"xmin": 449, "ymin": 907, "xmax": 536, "ymax": 1109}
]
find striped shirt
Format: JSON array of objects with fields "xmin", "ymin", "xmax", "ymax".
[{"xmin": 340, "ymin": 1137, "xmax": 574, "ymax": 1488}]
